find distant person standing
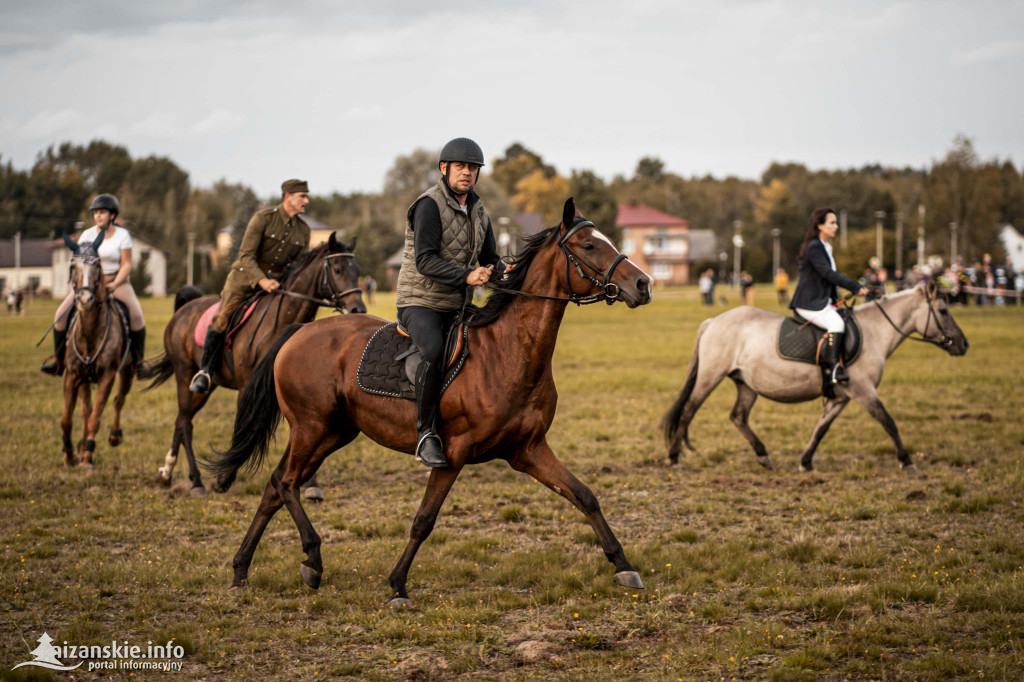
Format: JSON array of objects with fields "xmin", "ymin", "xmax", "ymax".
[
  {"xmin": 739, "ymin": 271, "xmax": 754, "ymax": 306},
  {"xmin": 6, "ymin": 289, "xmax": 14, "ymax": 314},
  {"xmin": 774, "ymin": 268, "xmax": 789, "ymax": 304},
  {"xmin": 363, "ymin": 274, "xmax": 377, "ymax": 305},
  {"xmin": 698, "ymin": 269, "xmax": 713, "ymax": 305},
  {"xmin": 14, "ymin": 288, "xmax": 23, "ymax": 315}
]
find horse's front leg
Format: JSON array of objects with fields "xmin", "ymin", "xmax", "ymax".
[
  {"xmin": 61, "ymin": 375, "xmax": 80, "ymax": 467},
  {"xmin": 388, "ymin": 465, "xmax": 463, "ymax": 608},
  {"xmin": 81, "ymin": 373, "xmax": 116, "ymax": 467},
  {"xmin": 77, "ymin": 382, "xmax": 94, "ymax": 465},
  {"xmin": 109, "ymin": 366, "xmax": 133, "ymax": 446},
  {"xmin": 799, "ymin": 397, "xmax": 849, "ymax": 472},
  {"xmin": 853, "ymin": 390, "xmax": 916, "ymax": 474},
  {"xmin": 510, "ymin": 440, "xmax": 643, "ymax": 590}
]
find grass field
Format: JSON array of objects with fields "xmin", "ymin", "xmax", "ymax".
[{"xmin": 1, "ymin": 286, "xmax": 1022, "ymax": 681}]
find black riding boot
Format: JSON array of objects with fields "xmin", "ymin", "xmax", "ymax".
[
  {"xmin": 189, "ymin": 327, "xmax": 225, "ymax": 394},
  {"xmin": 41, "ymin": 328, "xmax": 67, "ymax": 376},
  {"xmin": 413, "ymin": 360, "xmax": 447, "ymax": 468},
  {"xmin": 129, "ymin": 327, "xmax": 151, "ymax": 378},
  {"xmin": 819, "ymin": 332, "xmax": 848, "ymax": 398}
]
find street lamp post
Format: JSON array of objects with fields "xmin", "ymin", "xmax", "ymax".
[
  {"xmin": 949, "ymin": 222, "xmax": 958, "ymax": 266},
  {"xmin": 497, "ymin": 216, "xmax": 511, "ymax": 258},
  {"xmin": 771, "ymin": 228, "xmax": 781, "ymax": 280},
  {"xmin": 917, "ymin": 204, "xmax": 926, "ymax": 268},
  {"xmin": 874, "ymin": 211, "xmax": 886, "ymax": 269},
  {"xmin": 186, "ymin": 232, "xmax": 195, "ymax": 286},
  {"xmin": 732, "ymin": 220, "xmax": 743, "ymax": 289},
  {"xmin": 895, "ymin": 212, "xmax": 903, "ymax": 274},
  {"xmin": 839, "ymin": 209, "xmax": 848, "ymax": 250}
]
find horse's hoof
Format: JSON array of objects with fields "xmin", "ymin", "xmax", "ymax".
[
  {"xmin": 109, "ymin": 429, "xmax": 123, "ymax": 447},
  {"xmin": 756, "ymin": 456, "xmax": 773, "ymax": 470},
  {"xmin": 387, "ymin": 597, "xmax": 413, "ymax": 610},
  {"xmin": 799, "ymin": 464, "xmax": 814, "ymax": 473},
  {"xmin": 80, "ymin": 461, "xmax": 94, "ymax": 470},
  {"xmin": 303, "ymin": 486, "xmax": 325, "ymax": 502},
  {"xmin": 614, "ymin": 571, "xmax": 644, "ymax": 589},
  {"xmin": 902, "ymin": 464, "xmax": 920, "ymax": 476},
  {"xmin": 64, "ymin": 456, "xmax": 79, "ymax": 468},
  {"xmin": 229, "ymin": 579, "xmax": 248, "ymax": 591},
  {"xmin": 299, "ymin": 563, "xmax": 322, "ymax": 590},
  {"xmin": 152, "ymin": 471, "xmax": 171, "ymax": 486},
  {"xmin": 189, "ymin": 486, "xmax": 206, "ymax": 497}
]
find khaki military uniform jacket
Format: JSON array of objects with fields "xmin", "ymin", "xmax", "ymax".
[{"xmin": 224, "ymin": 205, "xmax": 310, "ymax": 293}]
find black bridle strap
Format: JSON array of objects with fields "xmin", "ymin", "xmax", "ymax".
[{"xmin": 872, "ymin": 291, "xmax": 953, "ymax": 348}]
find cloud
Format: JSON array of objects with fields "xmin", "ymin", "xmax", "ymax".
[
  {"xmin": 20, "ymin": 109, "xmax": 82, "ymax": 139},
  {"xmin": 189, "ymin": 109, "xmax": 244, "ymax": 136},
  {"xmin": 951, "ymin": 40, "xmax": 1024, "ymax": 66}
]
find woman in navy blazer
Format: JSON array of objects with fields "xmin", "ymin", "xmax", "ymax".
[{"xmin": 790, "ymin": 208, "xmax": 868, "ymax": 386}]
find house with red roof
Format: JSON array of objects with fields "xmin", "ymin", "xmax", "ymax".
[{"xmin": 616, "ymin": 202, "xmax": 692, "ymax": 285}]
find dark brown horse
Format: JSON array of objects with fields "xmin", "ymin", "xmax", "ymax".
[
  {"xmin": 209, "ymin": 199, "xmax": 651, "ymax": 605},
  {"xmin": 146, "ymin": 233, "xmax": 365, "ymax": 494},
  {"xmin": 59, "ymin": 232, "xmax": 134, "ymax": 468}
]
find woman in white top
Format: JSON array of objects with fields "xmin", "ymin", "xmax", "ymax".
[{"xmin": 41, "ymin": 194, "xmax": 148, "ymax": 376}]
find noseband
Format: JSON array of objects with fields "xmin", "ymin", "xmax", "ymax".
[
  {"xmin": 272, "ymin": 252, "xmax": 362, "ymax": 312},
  {"xmin": 70, "ymin": 254, "xmax": 104, "ymax": 305}
]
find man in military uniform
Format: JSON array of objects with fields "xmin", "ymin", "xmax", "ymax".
[
  {"xmin": 396, "ymin": 138, "xmax": 504, "ymax": 467},
  {"xmin": 189, "ymin": 179, "xmax": 311, "ymax": 394}
]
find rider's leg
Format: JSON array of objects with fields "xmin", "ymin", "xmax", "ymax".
[
  {"xmin": 795, "ymin": 305, "xmax": 847, "ymax": 393},
  {"xmin": 398, "ymin": 306, "xmax": 457, "ymax": 468},
  {"xmin": 112, "ymin": 282, "xmax": 149, "ymax": 377},
  {"xmin": 189, "ymin": 294, "xmax": 240, "ymax": 394},
  {"xmin": 41, "ymin": 292, "xmax": 74, "ymax": 375}
]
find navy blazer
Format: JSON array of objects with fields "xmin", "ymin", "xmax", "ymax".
[{"xmin": 789, "ymin": 239, "xmax": 861, "ymax": 311}]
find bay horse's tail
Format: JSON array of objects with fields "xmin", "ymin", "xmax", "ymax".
[
  {"xmin": 662, "ymin": 318, "xmax": 710, "ymax": 452},
  {"xmin": 208, "ymin": 324, "xmax": 303, "ymax": 476},
  {"xmin": 143, "ymin": 286, "xmax": 206, "ymax": 392}
]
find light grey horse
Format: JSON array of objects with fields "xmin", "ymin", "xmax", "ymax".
[{"xmin": 663, "ymin": 281, "xmax": 969, "ymax": 473}]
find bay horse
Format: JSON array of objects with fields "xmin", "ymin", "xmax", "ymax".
[
  {"xmin": 59, "ymin": 232, "xmax": 134, "ymax": 467},
  {"xmin": 145, "ymin": 233, "xmax": 365, "ymax": 494},
  {"xmin": 208, "ymin": 198, "xmax": 651, "ymax": 605},
  {"xmin": 663, "ymin": 281, "xmax": 969, "ymax": 473}
]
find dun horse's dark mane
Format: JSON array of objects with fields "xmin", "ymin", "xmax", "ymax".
[
  {"xmin": 467, "ymin": 225, "xmax": 561, "ymax": 328},
  {"xmin": 282, "ymin": 239, "xmax": 348, "ymax": 287}
]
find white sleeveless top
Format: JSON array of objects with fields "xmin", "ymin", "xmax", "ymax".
[{"xmin": 78, "ymin": 226, "xmax": 133, "ymax": 275}]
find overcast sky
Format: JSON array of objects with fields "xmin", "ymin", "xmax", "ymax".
[{"xmin": 1, "ymin": 0, "xmax": 1022, "ymax": 197}]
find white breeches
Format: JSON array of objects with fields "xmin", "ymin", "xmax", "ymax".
[{"xmin": 795, "ymin": 306, "xmax": 845, "ymax": 333}]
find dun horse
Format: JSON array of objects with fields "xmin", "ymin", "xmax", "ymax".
[
  {"xmin": 146, "ymin": 233, "xmax": 365, "ymax": 493},
  {"xmin": 209, "ymin": 199, "xmax": 652, "ymax": 605},
  {"xmin": 664, "ymin": 281, "xmax": 968, "ymax": 473},
  {"xmin": 59, "ymin": 232, "xmax": 135, "ymax": 467}
]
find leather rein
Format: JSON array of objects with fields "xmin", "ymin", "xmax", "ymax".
[
  {"xmin": 489, "ymin": 220, "xmax": 630, "ymax": 306},
  {"xmin": 872, "ymin": 288, "xmax": 955, "ymax": 349},
  {"xmin": 272, "ymin": 253, "xmax": 362, "ymax": 310}
]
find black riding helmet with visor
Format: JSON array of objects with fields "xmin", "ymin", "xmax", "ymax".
[
  {"xmin": 439, "ymin": 138, "xmax": 485, "ymax": 196},
  {"xmin": 89, "ymin": 194, "xmax": 120, "ymax": 219}
]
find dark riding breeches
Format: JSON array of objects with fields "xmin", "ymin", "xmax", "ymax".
[{"xmin": 397, "ymin": 306, "xmax": 459, "ymax": 368}]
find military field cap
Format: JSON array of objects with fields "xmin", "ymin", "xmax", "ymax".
[{"xmin": 281, "ymin": 179, "xmax": 309, "ymax": 194}]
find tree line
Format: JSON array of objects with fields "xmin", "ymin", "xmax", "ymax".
[{"xmin": 2, "ymin": 135, "xmax": 1020, "ymax": 291}]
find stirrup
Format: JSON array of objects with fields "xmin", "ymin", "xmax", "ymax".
[
  {"xmin": 414, "ymin": 432, "xmax": 447, "ymax": 468},
  {"xmin": 189, "ymin": 370, "xmax": 212, "ymax": 394}
]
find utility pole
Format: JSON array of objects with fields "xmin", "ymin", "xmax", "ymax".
[
  {"xmin": 839, "ymin": 209, "xmax": 848, "ymax": 250},
  {"xmin": 732, "ymin": 220, "xmax": 743, "ymax": 289},
  {"xmin": 895, "ymin": 212, "xmax": 903, "ymax": 274},
  {"xmin": 917, "ymin": 205, "xmax": 926, "ymax": 268},
  {"xmin": 186, "ymin": 232, "xmax": 195, "ymax": 286},
  {"xmin": 949, "ymin": 222, "xmax": 958, "ymax": 266},
  {"xmin": 874, "ymin": 211, "xmax": 886, "ymax": 268},
  {"xmin": 771, "ymin": 228, "xmax": 781, "ymax": 281}
]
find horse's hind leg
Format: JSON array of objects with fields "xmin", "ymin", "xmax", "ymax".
[
  {"xmin": 799, "ymin": 397, "xmax": 849, "ymax": 472},
  {"xmin": 276, "ymin": 427, "xmax": 358, "ymax": 590},
  {"xmin": 77, "ymin": 383, "xmax": 94, "ymax": 466},
  {"xmin": 172, "ymin": 381, "xmax": 212, "ymax": 494},
  {"xmin": 389, "ymin": 465, "xmax": 463, "ymax": 607},
  {"xmin": 232, "ymin": 471, "xmax": 286, "ymax": 588},
  {"xmin": 730, "ymin": 379, "xmax": 772, "ymax": 469},
  {"xmin": 109, "ymin": 367, "xmax": 133, "ymax": 446},
  {"xmin": 667, "ymin": 367, "xmax": 728, "ymax": 465},
  {"xmin": 81, "ymin": 373, "xmax": 116, "ymax": 467},
  {"xmin": 510, "ymin": 441, "xmax": 643, "ymax": 590}
]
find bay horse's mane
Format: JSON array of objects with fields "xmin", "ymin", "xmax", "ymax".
[
  {"xmin": 280, "ymin": 238, "xmax": 348, "ymax": 288},
  {"xmin": 468, "ymin": 224, "xmax": 561, "ymax": 328}
]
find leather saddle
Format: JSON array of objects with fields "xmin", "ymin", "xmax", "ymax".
[
  {"xmin": 193, "ymin": 293, "xmax": 264, "ymax": 349},
  {"xmin": 777, "ymin": 308, "xmax": 862, "ymax": 366},
  {"xmin": 357, "ymin": 316, "xmax": 470, "ymax": 400}
]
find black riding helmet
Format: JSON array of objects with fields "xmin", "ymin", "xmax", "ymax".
[
  {"xmin": 89, "ymin": 193, "xmax": 120, "ymax": 217},
  {"xmin": 439, "ymin": 138, "xmax": 485, "ymax": 196}
]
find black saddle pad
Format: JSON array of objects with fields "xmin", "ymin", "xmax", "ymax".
[
  {"xmin": 777, "ymin": 310, "xmax": 862, "ymax": 365},
  {"xmin": 356, "ymin": 322, "xmax": 469, "ymax": 400}
]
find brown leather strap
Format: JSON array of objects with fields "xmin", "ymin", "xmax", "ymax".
[{"xmin": 257, "ymin": 259, "xmax": 286, "ymax": 275}]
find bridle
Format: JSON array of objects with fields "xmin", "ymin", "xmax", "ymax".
[
  {"xmin": 67, "ymin": 254, "xmax": 129, "ymax": 369},
  {"xmin": 69, "ymin": 253, "xmax": 103, "ymax": 307},
  {"xmin": 272, "ymin": 252, "xmax": 362, "ymax": 311},
  {"xmin": 872, "ymin": 288, "xmax": 956, "ymax": 349},
  {"xmin": 490, "ymin": 220, "xmax": 631, "ymax": 306}
]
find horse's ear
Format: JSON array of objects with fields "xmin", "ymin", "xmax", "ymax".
[
  {"xmin": 562, "ymin": 198, "xmax": 576, "ymax": 228},
  {"xmin": 62, "ymin": 232, "xmax": 79, "ymax": 254},
  {"xmin": 328, "ymin": 232, "xmax": 338, "ymax": 249},
  {"xmin": 91, "ymin": 230, "xmax": 105, "ymax": 252},
  {"xmin": 346, "ymin": 235, "xmax": 357, "ymax": 251},
  {"xmin": 925, "ymin": 279, "xmax": 937, "ymax": 298}
]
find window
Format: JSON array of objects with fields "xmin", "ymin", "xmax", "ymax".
[
  {"xmin": 652, "ymin": 263, "xmax": 673, "ymax": 280},
  {"xmin": 621, "ymin": 239, "xmax": 634, "ymax": 255}
]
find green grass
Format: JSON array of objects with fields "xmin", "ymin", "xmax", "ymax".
[{"xmin": 1, "ymin": 287, "xmax": 1022, "ymax": 680}]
